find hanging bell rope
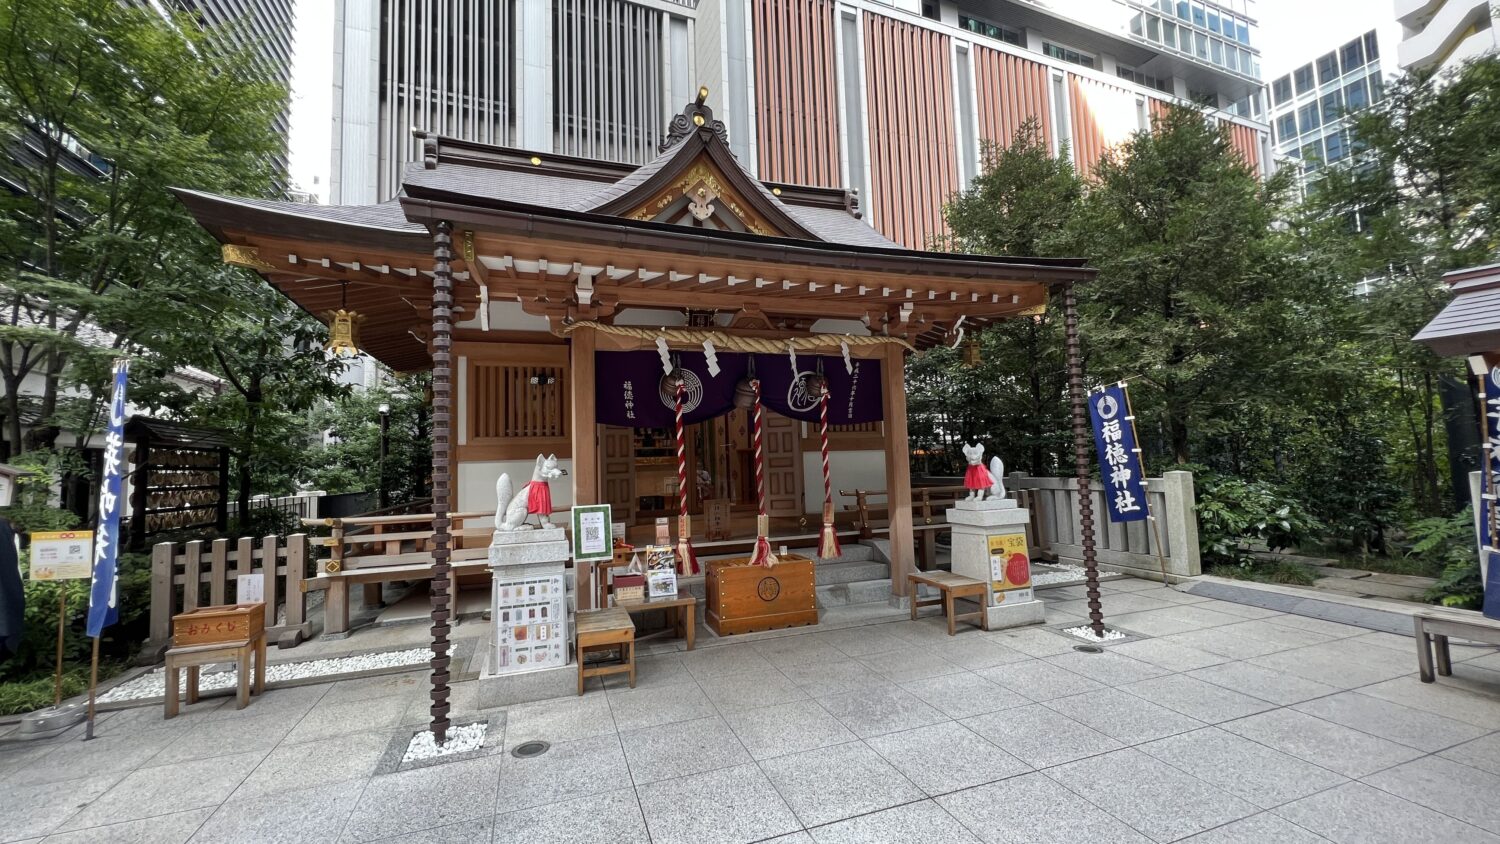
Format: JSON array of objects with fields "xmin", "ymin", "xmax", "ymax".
[
  {"xmin": 816, "ymin": 376, "xmax": 841, "ymax": 560},
  {"xmin": 673, "ymin": 377, "xmax": 700, "ymax": 575},
  {"xmin": 558, "ymin": 321, "xmax": 913, "ymax": 353},
  {"xmin": 747, "ymin": 377, "xmax": 775, "ymax": 568}
]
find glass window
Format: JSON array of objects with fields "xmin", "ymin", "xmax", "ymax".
[
  {"xmin": 1341, "ymin": 39, "xmax": 1364, "ymax": 74},
  {"xmin": 1195, "ymin": 32, "xmax": 1208, "ymax": 59},
  {"xmin": 1236, "ymin": 21, "xmax": 1250, "ymax": 44},
  {"xmin": 1147, "ymin": 15, "xmax": 1160, "ymax": 41},
  {"xmin": 1344, "ymin": 77, "xmax": 1368, "ymax": 109},
  {"xmin": 1131, "ymin": 13, "xmax": 1143, "ymax": 35},
  {"xmin": 1317, "ymin": 52, "xmax": 1339, "ymax": 84},
  {"xmin": 1044, "ymin": 41, "xmax": 1095, "ymax": 68},
  {"xmin": 1298, "ymin": 101, "xmax": 1320, "ymax": 134},
  {"xmin": 1272, "ymin": 75, "xmax": 1292, "ymax": 105},
  {"xmin": 1211, "ymin": 38, "xmax": 1223, "ymax": 64},
  {"xmin": 1325, "ymin": 131, "xmax": 1347, "ymax": 162},
  {"xmin": 1177, "ymin": 1, "xmax": 1189, "ymax": 20},
  {"xmin": 1301, "ymin": 142, "xmax": 1321, "ymax": 168},
  {"xmin": 1192, "ymin": 3, "xmax": 1206, "ymax": 27},
  {"xmin": 1278, "ymin": 114, "xmax": 1302, "ymax": 143},
  {"xmin": 1321, "ymin": 90, "xmax": 1342, "ymax": 122},
  {"xmin": 1208, "ymin": 11, "xmax": 1220, "ymax": 33},
  {"xmin": 1181, "ymin": 26, "xmax": 1194, "ymax": 52},
  {"xmin": 1224, "ymin": 45, "xmax": 1238, "ymax": 71},
  {"xmin": 1369, "ymin": 69, "xmax": 1384, "ymax": 102},
  {"xmin": 1364, "ymin": 31, "xmax": 1379, "ymax": 60},
  {"xmin": 1294, "ymin": 64, "xmax": 1314, "ymax": 94},
  {"xmin": 1162, "ymin": 20, "xmax": 1177, "ymax": 48}
]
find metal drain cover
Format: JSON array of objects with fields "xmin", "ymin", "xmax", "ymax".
[
  {"xmin": 511, "ymin": 740, "xmax": 551, "ymax": 758},
  {"xmin": 1073, "ymin": 644, "xmax": 1104, "ymax": 654}
]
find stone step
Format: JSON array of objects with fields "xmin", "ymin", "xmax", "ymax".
[
  {"xmin": 793, "ymin": 545, "xmax": 876, "ymax": 565},
  {"xmin": 816, "ymin": 578, "xmax": 893, "ymax": 608},
  {"xmin": 814, "ymin": 560, "xmax": 891, "ymax": 586}
]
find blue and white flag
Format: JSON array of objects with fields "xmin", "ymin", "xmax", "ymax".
[
  {"xmin": 1479, "ymin": 361, "xmax": 1500, "ymax": 620},
  {"xmin": 86, "ymin": 360, "xmax": 129, "ymax": 638},
  {"xmin": 1089, "ymin": 383, "xmax": 1149, "ymax": 524}
]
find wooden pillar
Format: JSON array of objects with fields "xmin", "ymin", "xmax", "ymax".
[
  {"xmin": 428, "ymin": 220, "xmax": 455, "ymax": 741},
  {"xmin": 571, "ymin": 327, "xmax": 598, "ymax": 609},
  {"xmin": 882, "ymin": 344, "xmax": 915, "ymax": 598}
]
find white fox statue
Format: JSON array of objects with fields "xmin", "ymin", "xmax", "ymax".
[
  {"xmin": 988, "ymin": 456, "xmax": 1006, "ymax": 500},
  {"xmin": 494, "ymin": 454, "xmax": 565, "ymax": 531}
]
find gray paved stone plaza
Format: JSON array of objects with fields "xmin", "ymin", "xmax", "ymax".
[{"xmin": 3, "ymin": 577, "xmax": 1500, "ymax": 843}]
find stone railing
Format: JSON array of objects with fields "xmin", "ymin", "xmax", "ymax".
[{"xmin": 1009, "ymin": 470, "xmax": 1201, "ymax": 582}]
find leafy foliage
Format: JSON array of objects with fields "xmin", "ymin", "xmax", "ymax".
[
  {"xmin": 301, "ymin": 374, "xmax": 433, "ymax": 502},
  {"xmin": 1193, "ymin": 471, "xmax": 1323, "ymax": 566},
  {"xmin": 1407, "ymin": 508, "xmax": 1485, "ymax": 609}
]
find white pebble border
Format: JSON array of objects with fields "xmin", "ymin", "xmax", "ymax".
[
  {"xmin": 1033, "ymin": 564, "xmax": 1089, "ymax": 585},
  {"xmin": 98, "ymin": 647, "xmax": 431, "ymax": 703},
  {"xmin": 403, "ymin": 722, "xmax": 487, "ymax": 762},
  {"xmin": 1062, "ymin": 625, "xmax": 1128, "ymax": 642}
]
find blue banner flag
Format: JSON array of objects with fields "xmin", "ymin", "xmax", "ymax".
[
  {"xmin": 1089, "ymin": 383, "xmax": 1149, "ymax": 523},
  {"xmin": 1479, "ymin": 361, "xmax": 1500, "ymax": 620},
  {"xmin": 86, "ymin": 360, "xmax": 129, "ymax": 637}
]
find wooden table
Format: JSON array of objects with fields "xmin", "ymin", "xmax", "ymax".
[
  {"xmin": 621, "ymin": 592, "xmax": 698, "ymax": 650},
  {"xmin": 164, "ymin": 632, "xmax": 266, "ymax": 718},
  {"xmin": 575, "ymin": 607, "xmax": 635, "ymax": 695},
  {"xmin": 908, "ymin": 571, "xmax": 989, "ymax": 636}
]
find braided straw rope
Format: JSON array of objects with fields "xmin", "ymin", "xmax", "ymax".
[{"xmin": 559, "ymin": 321, "xmax": 913, "ymax": 353}]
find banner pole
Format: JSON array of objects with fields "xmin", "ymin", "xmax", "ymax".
[
  {"xmin": 1119, "ymin": 383, "xmax": 1173, "ymax": 587},
  {"xmin": 53, "ymin": 589, "xmax": 66, "ymax": 707},
  {"xmin": 83, "ymin": 635, "xmax": 100, "ymax": 740}
]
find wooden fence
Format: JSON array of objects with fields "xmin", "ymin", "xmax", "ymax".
[{"xmin": 149, "ymin": 534, "xmax": 313, "ymax": 653}]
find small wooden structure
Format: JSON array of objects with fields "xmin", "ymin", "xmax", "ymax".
[
  {"xmin": 149, "ymin": 535, "xmax": 311, "ymax": 652},
  {"xmin": 705, "ymin": 553, "xmax": 818, "ymax": 636},
  {"xmin": 164, "ymin": 602, "xmax": 267, "ymax": 717},
  {"xmin": 575, "ymin": 607, "xmax": 635, "ymax": 695},
  {"xmin": 126, "ymin": 417, "xmax": 230, "ymax": 550},
  {"xmin": 908, "ymin": 571, "xmax": 988, "ymax": 636},
  {"xmin": 176, "ymin": 91, "xmax": 1105, "ymax": 735}
]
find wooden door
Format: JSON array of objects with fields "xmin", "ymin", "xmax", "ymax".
[
  {"xmin": 763, "ymin": 412, "xmax": 803, "ymax": 518},
  {"xmin": 600, "ymin": 425, "xmax": 635, "ymax": 523}
]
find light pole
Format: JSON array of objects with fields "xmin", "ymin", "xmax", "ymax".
[{"xmin": 377, "ymin": 402, "xmax": 390, "ymax": 510}]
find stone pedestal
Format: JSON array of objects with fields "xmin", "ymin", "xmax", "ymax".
[
  {"xmin": 481, "ymin": 527, "xmax": 572, "ymax": 678},
  {"xmin": 947, "ymin": 498, "xmax": 1045, "ymax": 629}
]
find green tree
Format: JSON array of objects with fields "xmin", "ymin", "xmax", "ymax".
[
  {"xmin": 302, "ymin": 374, "xmax": 433, "ymax": 503},
  {"xmin": 922, "ymin": 121, "xmax": 1080, "ymax": 474},
  {"xmin": 1303, "ymin": 55, "xmax": 1500, "ymax": 514},
  {"xmin": 1071, "ymin": 105, "xmax": 1323, "ymax": 466},
  {"xmin": 0, "ymin": 0, "xmax": 287, "ymax": 458}
]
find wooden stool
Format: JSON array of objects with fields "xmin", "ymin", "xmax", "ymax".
[
  {"xmin": 163, "ymin": 632, "xmax": 266, "ymax": 718},
  {"xmin": 622, "ymin": 592, "xmax": 698, "ymax": 651},
  {"xmin": 908, "ymin": 571, "xmax": 989, "ymax": 636},
  {"xmin": 575, "ymin": 607, "xmax": 635, "ymax": 695}
]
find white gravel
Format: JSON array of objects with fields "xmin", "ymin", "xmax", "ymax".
[
  {"xmin": 1033, "ymin": 564, "xmax": 1089, "ymax": 585},
  {"xmin": 98, "ymin": 647, "xmax": 431, "ymax": 703},
  {"xmin": 1062, "ymin": 625, "xmax": 1127, "ymax": 642},
  {"xmin": 403, "ymin": 722, "xmax": 487, "ymax": 762}
]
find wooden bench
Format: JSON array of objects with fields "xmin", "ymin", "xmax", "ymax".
[
  {"xmin": 621, "ymin": 592, "xmax": 698, "ymax": 651},
  {"xmin": 164, "ymin": 632, "xmax": 266, "ymax": 718},
  {"xmin": 908, "ymin": 571, "xmax": 989, "ymax": 636},
  {"xmin": 1414, "ymin": 608, "xmax": 1500, "ymax": 683},
  {"xmin": 576, "ymin": 607, "xmax": 636, "ymax": 695}
]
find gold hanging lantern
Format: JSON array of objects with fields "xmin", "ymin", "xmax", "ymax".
[
  {"xmin": 322, "ymin": 282, "xmax": 364, "ymax": 357},
  {"xmin": 962, "ymin": 336, "xmax": 982, "ymax": 368}
]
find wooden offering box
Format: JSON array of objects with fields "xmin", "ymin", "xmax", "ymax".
[
  {"xmin": 172, "ymin": 602, "xmax": 265, "ymax": 647},
  {"xmin": 705, "ymin": 554, "xmax": 819, "ymax": 636}
]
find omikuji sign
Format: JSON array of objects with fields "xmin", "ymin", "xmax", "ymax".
[{"xmin": 1089, "ymin": 383, "xmax": 1149, "ymax": 523}]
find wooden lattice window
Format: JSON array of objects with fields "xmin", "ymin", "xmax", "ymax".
[{"xmin": 460, "ymin": 342, "xmax": 571, "ymax": 460}]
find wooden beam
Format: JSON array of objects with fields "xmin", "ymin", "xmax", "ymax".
[
  {"xmin": 882, "ymin": 343, "xmax": 915, "ymax": 598},
  {"xmin": 570, "ymin": 327, "xmax": 599, "ymax": 608}
]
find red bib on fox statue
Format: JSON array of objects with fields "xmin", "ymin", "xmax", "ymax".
[
  {"xmin": 525, "ymin": 480, "xmax": 552, "ymax": 516},
  {"xmin": 963, "ymin": 463, "xmax": 994, "ymax": 491}
]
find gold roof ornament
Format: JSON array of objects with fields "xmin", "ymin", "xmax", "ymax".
[
  {"xmin": 962, "ymin": 336, "xmax": 982, "ymax": 368},
  {"xmin": 322, "ymin": 282, "xmax": 364, "ymax": 357}
]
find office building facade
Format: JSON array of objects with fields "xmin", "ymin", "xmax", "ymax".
[
  {"xmin": 1266, "ymin": 29, "xmax": 1386, "ymax": 192},
  {"xmin": 1396, "ymin": 0, "xmax": 1499, "ymax": 73},
  {"xmin": 165, "ymin": 0, "xmax": 297, "ymax": 179},
  {"xmin": 330, "ymin": 0, "xmax": 1271, "ymax": 248}
]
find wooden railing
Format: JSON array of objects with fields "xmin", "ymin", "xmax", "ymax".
[
  {"xmin": 300, "ymin": 510, "xmax": 495, "ymax": 636},
  {"xmin": 149, "ymin": 534, "xmax": 312, "ymax": 654}
]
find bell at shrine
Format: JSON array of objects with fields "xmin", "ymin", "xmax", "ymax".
[{"xmin": 322, "ymin": 308, "xmax": 364, "ymax": 357}]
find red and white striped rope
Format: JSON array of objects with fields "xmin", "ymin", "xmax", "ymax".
[
  {"xmin": 819, "ymin": 387, "xmax": 832, "ymax": 506},
  {"xmin": 752, "ymin": 379, "xmax": 765, "ymax": 516},
  {"xmin": 675, "ymin": 379, "xmax": 688, "ymax": 520}
]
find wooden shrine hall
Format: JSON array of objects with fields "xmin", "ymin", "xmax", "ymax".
[{"xmin": 173, "ymin": 91, "xmax": 1098, "ymax": 615}]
